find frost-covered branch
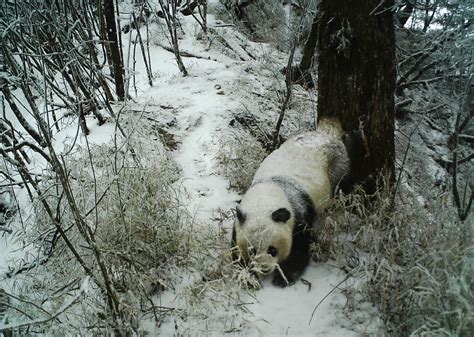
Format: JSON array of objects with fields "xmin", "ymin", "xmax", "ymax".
[
  {"xmin": 0, "ymin": 277, "xmax": 90, "ymax": 332},
  {"xmin": 158, "ymin": 0, "xmax": 188, "ymax": 76},
  {"xmin": 1, "ymin": 84, "xmax": 46, "ymax": 148}
]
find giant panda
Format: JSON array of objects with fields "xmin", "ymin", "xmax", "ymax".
[{"xmin": 231, "ymin": 117, "xmax": 350, "ymax": 287}]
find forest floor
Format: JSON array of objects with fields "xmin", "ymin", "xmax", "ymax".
[
  {"xmin": 117, "ymin": 7, "xmax": 383, "ymax": 336},
  {"xmin": 5, "ymin": 2, "xmax": 459, "ymax": 336},
  {"xmin": 0, "ymin": 6, "xmax": 383, "ymax": 337}
]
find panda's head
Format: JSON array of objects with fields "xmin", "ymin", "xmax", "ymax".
[{"xmin": 233, "ymin": 184, "xmax": 294, "ymax": 274}]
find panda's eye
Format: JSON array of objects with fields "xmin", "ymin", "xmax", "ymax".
[{"xmin": 267, "ymin": 246, "xmax": 278, "ymax": 257}]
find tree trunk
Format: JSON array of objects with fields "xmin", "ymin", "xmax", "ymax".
[
  {"xmin": 316, "ymin": 0, "xmax": 396, "ymax": 193},
  {"xmin": 102, "ymin": 0, "xmax": 125, "ymax": 100}
]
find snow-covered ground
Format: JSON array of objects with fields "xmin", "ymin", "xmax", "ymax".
[
  {"xmin": 0, "ymin": 2, "xmax": 383, "ymax": 336},
  {"xmin": 120, "ymin": 8, "xmax": 382, "ymax": 336}
]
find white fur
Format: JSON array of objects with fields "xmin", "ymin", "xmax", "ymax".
[
  {"xmin": 237, "ymin": 184, "xmax": 294, "ymax": 267},
  {"xmin": 235, "ymin": 118, "xmax": 349, "ymax": 271},
  {"xmin": 250, "ymin": 118, "xmax": 348, "ymax": 213}
]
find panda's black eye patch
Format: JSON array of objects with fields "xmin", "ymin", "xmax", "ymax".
[
  {"xmin": 267, "ymin": 246, "xmax": 278, "ymax": 257},
  {"xmin": 236, "ymin": 206, "xmax": 246, "ymax": 224},
  {"xmin": 271, "ymin": 208, "xmax": 291, "ymax": 223}
]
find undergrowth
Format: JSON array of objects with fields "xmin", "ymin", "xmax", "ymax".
[
  {"xmin": 215, "ymin": 131, "xmax": 267, "ymax": 192},
  {"xmin": 318, "ymin": 182, "xmax": 473, "ymax": 336},
  {"xmin": 1, "ymin": 126, "xmax": 258, "ymax": 335}
]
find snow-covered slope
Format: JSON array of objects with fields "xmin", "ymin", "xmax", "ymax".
[
  {"xmin": 0, "ymin": 3, "xmax": 383, "ymax": 336},
  {"xmin": 119, "ymin": 8, "xmax": 383, "ymax": 336}
]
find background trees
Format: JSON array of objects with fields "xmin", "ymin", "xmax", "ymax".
[{"xmin": 103, "ymin": 0, "xmax": 126, "ymax": 100}]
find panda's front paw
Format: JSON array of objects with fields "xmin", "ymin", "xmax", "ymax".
[{"xmin": 272, "ymin": 273, "xmax": 294, "ymax": 287}]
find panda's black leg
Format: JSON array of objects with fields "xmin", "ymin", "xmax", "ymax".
[
  {"xmin": 230, "ymin": 226, "xmax": 237, "ymax": 248},
  {"xmin": 272, "ymin": 248, "xmax": 310, "ymax": 287},
  {"xmin": 231, "ymin": 226, "xmax": 244, "ymax": 265},
  {"xmin": 272, "ymin": 268, "xmax": 294, "ymax": 287},
  {"xmin": 272, "ymin": 223, "xmax": 312, "ymax": 287}
]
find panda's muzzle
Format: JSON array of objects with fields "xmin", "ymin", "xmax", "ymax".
[
  {"xmin": 248, "ymin": 253, "xmax": 278, "ymax": 275},
  {"xmin": 249, "ymin": 263, "xmax": 273, "ymax": 275}
]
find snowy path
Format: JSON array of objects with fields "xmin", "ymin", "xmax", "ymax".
[
  {"xmin": 131, "ymin": 40, "xmax": 380, "ymax": 334},
  {"xmin": 135, "ymin": 58, "xmax": 242, "ymax": 222},
  {"xmin": 0, "ymin": 13, "xmax": 380, "ymax": 335},
  {"xmin": 171, "ymin": 74, "xmax": 240, "ymax": 223}
]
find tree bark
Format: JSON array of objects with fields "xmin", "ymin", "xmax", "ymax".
[
  {"xmin": 316, "ymin": 0, "xmax": 396, "ymax": 193},
  {"xmin": 102, "ymin": 0, "xmax": 125, "ymax": 100}
]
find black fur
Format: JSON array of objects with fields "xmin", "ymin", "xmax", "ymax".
[
  {"xmin": 236, "ymin": 206, "xmax": 246, "ymax": 224},
  {"xmin": 265, "ymin": 176, "xmax": 316, "ymax": 227},
  {"xmin": 231, "ymin": 225, "xmax": 240, "ymax": 262},
  {"xmin": 272, "ymin": 221, "xmax": 312, "ymax": 287},
  {"xmin": 265, "ymin": 176, "xmax": 315, "ymax": 286},
  {"xmin": 271, "ymin": 208, "xmax": 291, "ymax": 223}
]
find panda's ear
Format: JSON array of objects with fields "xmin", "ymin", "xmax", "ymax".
[
  {"xmin": 236, "ymin": 206, "xmax": 246, "ymax": 224},
  {"xmin": 272, "ymin": 208, "xmax": 291, "ymax": 223}
]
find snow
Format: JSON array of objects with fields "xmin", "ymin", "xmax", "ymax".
[
  {"xmin": 251, "ymin": 264, "xmax": 357, "ymax": 337},
  {"xmin": 0, "ymin": 3, "xmax": 382, "ymax": 336},
  {"xmin": 124, "ymin": 12, "xmax": 378, "ymax": 336},
  {"xmin": 0, "ymin": 277, "xmax": 90, "ymax": 331}
]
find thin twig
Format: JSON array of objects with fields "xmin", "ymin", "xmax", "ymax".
[
  {"xmin": 393, "ymin": 115, "xmax": 425, "ymax": 197},
  {"xmin": 308, "ymin": 274, "xmax": 350, "ymax": 325},
  {"xmin": 272, "ymin": 46, "xmax": 296, "ymax": 150}
]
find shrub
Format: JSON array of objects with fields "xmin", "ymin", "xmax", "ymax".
[
  {"xmin": 2, "ymin": 131, "xmax": 256, "ymax": 334},
  {"xmin": 321, "ymin": 181, "xmax": 473, "ymax": 336},
  {"xmin": 215, "ymin": 131, "xmax": 267, "ymax": 193}
]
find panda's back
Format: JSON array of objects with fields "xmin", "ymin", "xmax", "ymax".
[
  {"xmin": 253, "ymin": 131, "xmax": 332, "ymax": 185},
  {"xmin": 252, "ymin": 121, "xmax": 346, "ymax": 212}
]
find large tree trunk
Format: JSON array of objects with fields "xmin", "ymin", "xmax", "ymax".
[
  {"xmin": 316, "ymin": 0, "xmax": 396, "ymax": 193},
  {"xmin": 103, "ymin": 0, "xmax": 125, "ymax": 100}
]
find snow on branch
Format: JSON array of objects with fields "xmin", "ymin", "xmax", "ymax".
[{"xmin": 0, "ymin": 277, "xmax": 90, "ymax": 332}]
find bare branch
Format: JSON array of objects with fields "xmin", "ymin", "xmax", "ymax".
[
  {"xmin": 157, "ymin": 0, "xmax": 188, "ymax": 76},
  {"xmin": 1, "ymin": 84, "xmax": 46, "ymax": 147},
  {"xmin": 2, "ymin": 140, "xmax": 51, "ymax": 163}
]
